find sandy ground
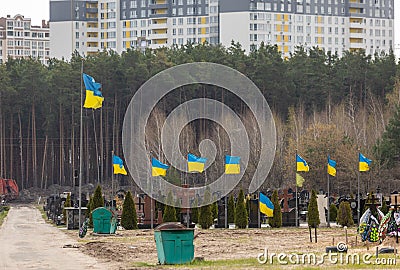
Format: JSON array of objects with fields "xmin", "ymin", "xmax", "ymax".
[
  {"xmin": 2, "ymin": 205, "xmax": 400, "ymax": 270},
  {"xmin": 64, "ymin": 219, "xmax": 400, "ymax": 269},
  {"xmin": 0, "ymin": 205, "xmax": 114, "ymax": 270}
]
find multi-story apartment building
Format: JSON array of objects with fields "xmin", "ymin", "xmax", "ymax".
[
  {"xmin": 0, "ymin": 14, "xmax": 50, "ymax": 65},
  {"xmin": 220, "ymin": 0, "xmax": 394, "ymax": 57},
  {"xmin": 49, "ymin": 0, "xmax": 395, "ymax": 60}
]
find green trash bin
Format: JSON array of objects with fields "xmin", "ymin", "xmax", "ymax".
[
  {"xmin": 154, "ymin": 222, "xmax": 194, "ymax": 264},
  {"xmin": 92, "ymin": 207, "xmax": 117, "ymax": 234}
]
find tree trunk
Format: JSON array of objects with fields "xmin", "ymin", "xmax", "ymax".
[
  {"xmin": 59, "ymin": 102, "xmax": 64, "ymax": 186},
  {"xmin": 314, "ymin": 227, "xmax": 317, "ymax": 243},
  {"xmin": 40, "ymin": 135, "xmax": 48, "ymax": 189},
  {"xmin": 32, "ymin": 103, "xmax": 37, "ymax": 188},
  {"xmin": 26, "ymin": 112, "xmax": 31, "ymax": 188},
  {"xmin": 9, "ymin": 114, "xmax": 13, "ymax": 179},
  {"xmin": 309, "ymin": 226, "xmax": 312, "ymax": 242},
  {"xmin": 0, "ymin": 91, "xmax": 3, "ymax": 177},
  {"xmin": 18, "ymin": 112, "xmax": 25, "ymax": 190},
  {"xmin": 71, "ymin": 101, "xmax": 75, "ymax": 188}
]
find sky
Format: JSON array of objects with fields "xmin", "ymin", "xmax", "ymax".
[{"xmin": 1, "ymin": 0, "xmax": 400, "ymax": 58}]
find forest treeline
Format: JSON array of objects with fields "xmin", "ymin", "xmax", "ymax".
[{"xmin": 0, "ymin": 42, "xmax": 399, "ymax": 196}]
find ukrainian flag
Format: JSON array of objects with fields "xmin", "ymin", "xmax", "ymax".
[
  {"xmin": 151, "ymin": 157, "xmax": 169, "ymax": 176},
  {"xmin": 359, "ymin": 153, "xmax": 371, "ymax": 172},
  {"xmin": 296, "ymin": 173, "xmax": 305, "ymax": 187},
  {"xmin": 296, "ymin": 154, "xmax": 309, "ymax": 172},
  {"xmin": 83, "ymin": 73, "xmax": 104, "ymax": 109},
  {"xmin": 259, "ymin": 192, "xmax": 274, "ymax": 217},
  {"xmin": 327, "ymin": 156, "xmax": 337, "ymax": 177},
  {"xmin": 188, "ymin": 153, "xmax": 207, "ymax": 173},
  {"xmin": 113, "ymin": 155, "xmax": 128, "ymax": 175},
  {"xmin": 225, "ymin": 155, "xmax": 240, "ymax": 174}
]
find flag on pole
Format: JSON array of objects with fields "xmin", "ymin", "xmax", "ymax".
[
  {"xmin": 225, "ymin": 155, "xmax": 240, "ymax": 174},
  {"xmin": 188, "ymin": 153, "xmax": 207, "ymax": 172},
  {"xmin": 327, "ymin": 156, "xmax": 337, "ymax": 176},
  {"xmin": 296, "ymin": 173, "xmax": 305, "ymax": 187},
  {"xmin": 151, "ymin": 157, "xmax": 169, "ymax": 176},
  {"xmin": 83, "ymin": 73, "xmax": 104, "ymax": 109},
  {"xmin": 359, "ymin": 153, "xmax": 372, "ymax": 172},
  {"xmin": 259, "ymin": 192, "xmax": 274, "ymax": 217},
  {"xmin": 112, "ymin": 155, "xmax": 127, "ymax": 175},
  {"xmin": 296, "ymin": 154, "xmax": 309, "ymax": 172}
]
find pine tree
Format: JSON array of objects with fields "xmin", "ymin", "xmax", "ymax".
[
  {"xmin": 62, "ymin": 193, "xmax": 71, "ymax": 223},
  {"xmin": 307, "ymin": 190, "xmax": 320, "ymax": 243},
  {"xmin": 191, "ymin": 197, "xmax": 199, "ymax": 224},
  {"xmin": 199, "ymin": 189, "xmax": 213, "ymax": 229},
  {"xmin": 163, "ymin": 192, "xmax": 177, "ymax": 222},
  {"xmin": 329, "ymin": 203, "xmax": 338, "ymax": 222},
  {"xmin": 175, "ymin": 198, "xmax": 181, "ymax": 222},
  {"xmin": 92, "ymin": 185, "xmax": 104, "ymax": 210},
  {"xmin": 227, "ymin": 195, "xmax": 235, "ymax": 224},
  {"xmin": 211, "ymin": 201, "xmax": 218, "ymax": 221},
  {"xmin": 269, "ymin": 190, "xmax": 282, "ymax": 228},
  {"xmin": 308, "ymin": 190, "xmax": 320, "ymax": 228},
  {"xmin": 337, "ymin": 201, "xmax": 354, "ymax": 227},
  {"xmin": 234, "ymin": 189, "xmax": 248, "ymax": 229},
  {"xmin": 87, "ymin": 195, "xmax": 94, "ymax": 228},
  {"xmin": 120, "ymin": 191, "xmax": 138, "ymax": 230}
]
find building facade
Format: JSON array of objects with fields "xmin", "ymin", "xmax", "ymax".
[
  {"xmin": 49, "ymin": 0, "xmax": 395, "ymax": 59},
  {"xmin": 0, "ymin": 14, "xmax": 50, "ymax": 64}
]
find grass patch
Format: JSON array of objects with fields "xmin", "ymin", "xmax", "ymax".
[
  {"xmin": 0, "ymin": 206, "xmax": 10, "ymax": 226},
  {"xmin": 156, "ymin": 253, "xmax": 399, "ymax": 269}
]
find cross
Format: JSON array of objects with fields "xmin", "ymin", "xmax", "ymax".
[{"xmin": 280, "ymin": 188, "xmax": 293, "ymax": 213}]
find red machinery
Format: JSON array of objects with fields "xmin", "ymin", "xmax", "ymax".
[{"xmin": 0, "ymin": 178, "xmax": 19, "ymax": 201}]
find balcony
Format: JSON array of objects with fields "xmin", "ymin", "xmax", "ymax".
[
  {"xmin": 349, "ymin": 22, "xmax": 364, "ymax": 29},
  {"xmin": 349, "ymin": 31, "xmax": 364, "ymax": 39},
  {"xmin": 149, "ymin": 32, "xmax": 168, "ymax": 40},
  {"xmin": 150, "ymin": 22, "xmax": 168, "ymax": 30}
]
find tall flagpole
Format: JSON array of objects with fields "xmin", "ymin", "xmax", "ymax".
[
  {"xmin": 357, "ymin": 152, "xmax": 360, "ymax": 226},
  {"xmin": 295, "ymin": 150, "xmax": 298, "ymax": 227},
  {"xmin": 327, "ymin": 157, "xmax": 330, "ymax": 228},
  {"xmin": 111, "ymin": 150, "xmax": 114, "ymax": 209},
  {"xmin": 79, "ymin": 60, "xmax": 83, "ymax": 227},
  {"xmin": 258, "ymin": 191, "xmax": 261, "ymax": 228}
]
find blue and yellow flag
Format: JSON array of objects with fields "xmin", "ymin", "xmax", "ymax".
[
  {"xmin": 359, "ymin": 153, "xmax": 371, "ymax": 172},
  {"xmin": 296, "ymin": 154, "xmax": 309, "ymax": 172},
  {"xmin": 83, "ymin": 73, "xmax": 104, "ymax": 109},
  {"xmin": 188, "ymin": 153, "xmax": 207, "ymax": 173},
  {"xmin": 151, "ymin": 158, "xmax": 169, "ymax": 176},
  {"xmin": 225, "ymin": 155, "xmax": 240, "ymax": 174},
  {"xmin": 113, "ymin": 155, "xmax": 127, "ymax": 175},
  {"xmin": 259, "ymin": 192, "xmax": 274, "ymax": 217},
  {"xmin": 296, "ymin": 173, "xmax": 305, "ymax": 187},
  {"xmin": 327, "ymin": 156, "xmax": 337, "ymax": 177}
]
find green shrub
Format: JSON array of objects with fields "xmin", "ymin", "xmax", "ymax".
[
  {"xmin": 269, "ymin": 190, "xmax": 282, "ymax": 228},
  {"xmin": 227, "ymin": 195, "xmax": 235, "ymax": 224},
  {"xmin": 234, "ymin": 189, "xmax": 248, "ymax": 229},
  {"xmin": 199, "ymin": 189, "xmax": 213, "ymax": 229},
  {"xmin": 307, "ymin": 190, "xmax": 320, "ymax": 228},
  {"xmin": 92, "ymin": 185, "xmax": 104, "ymax": 209},
  {"xmin": 121, "ymin": 191, "xmax": 138, "ymax": 230},
  {"xmin": 191, "ymin": 197, "xmax": 199, "ymax": 224},
  {"xmin": 163, "ymin": 192, "xmax": 177, "ymax": 222},
  {"xmin": 329, "ymin": 203, "xmax": 338, "ymax": 222},
  {"xmin": 337, "ymin": 201, "xmax": 354, "ymax": 227}
]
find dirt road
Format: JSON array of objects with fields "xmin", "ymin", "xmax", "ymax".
[{"xmin": 0, "ymin": 205, "xmax": 113, "ymax": 270}]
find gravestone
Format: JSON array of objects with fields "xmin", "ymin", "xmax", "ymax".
[{"xmin": 317, "ymin": 195, "xmax": 328, "ymax": 227}]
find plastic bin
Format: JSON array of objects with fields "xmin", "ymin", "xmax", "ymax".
[{"xmin": 154, "ymin": 222, "xmax": 194, "ymax": 264}]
